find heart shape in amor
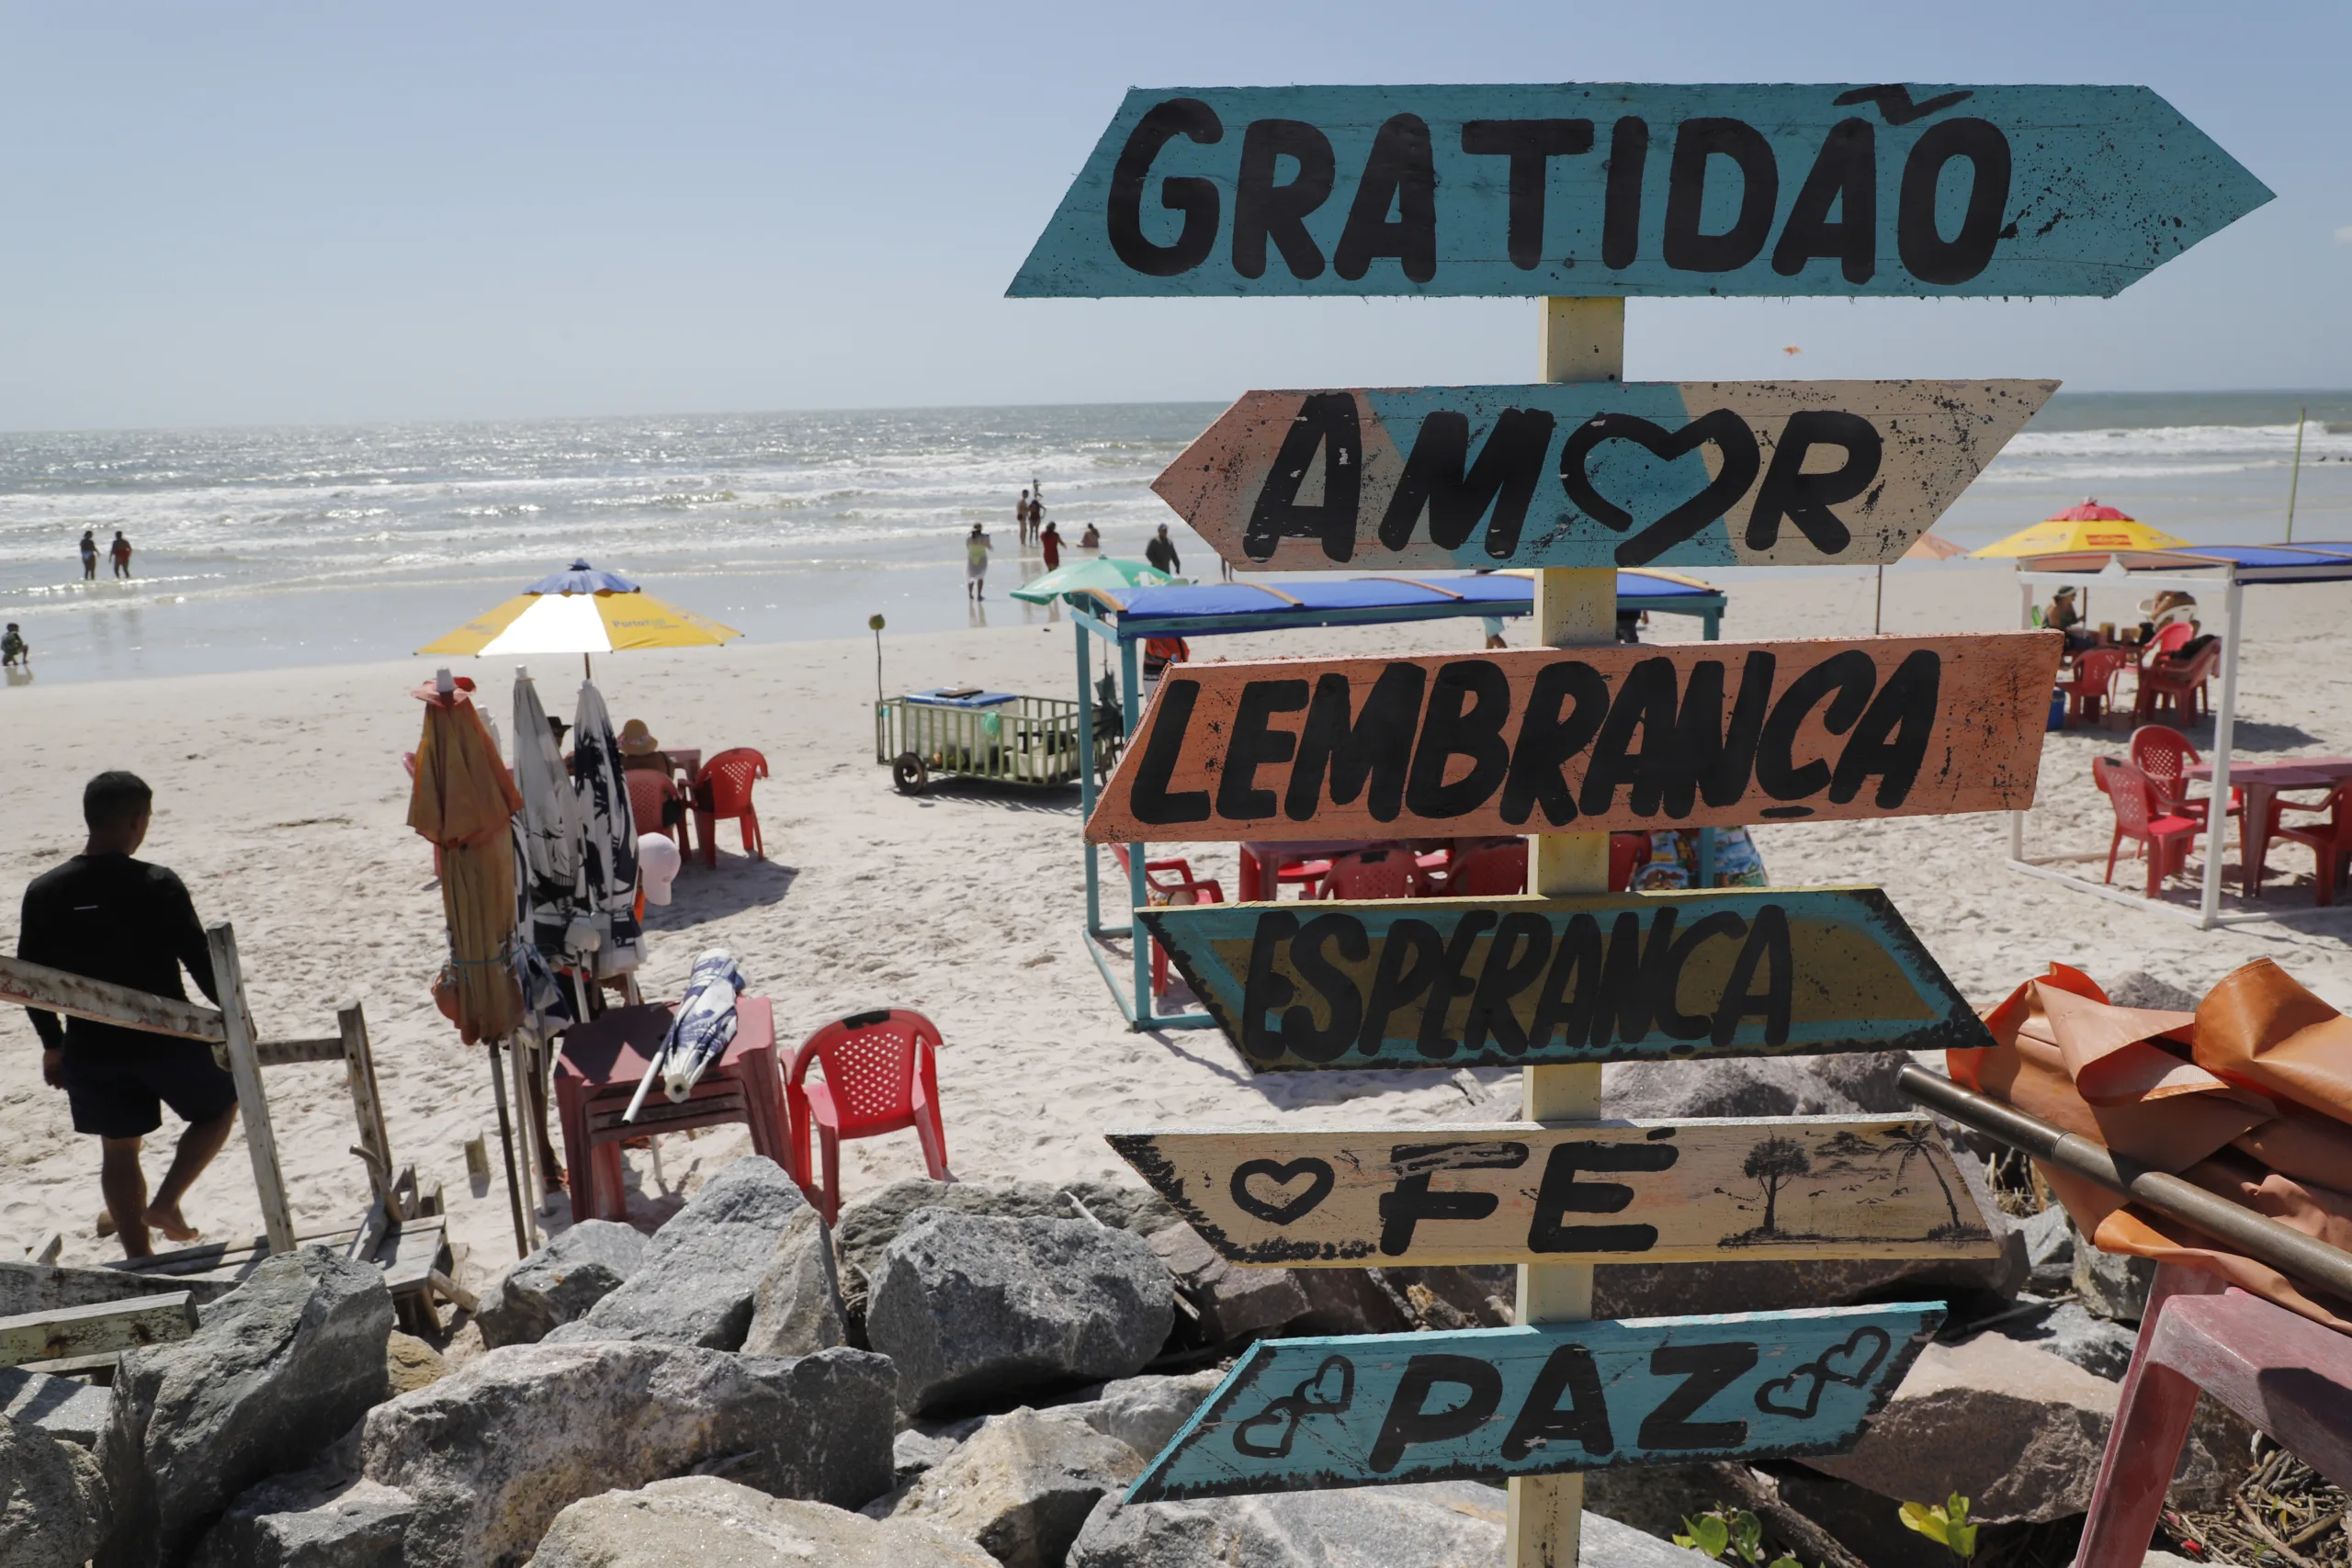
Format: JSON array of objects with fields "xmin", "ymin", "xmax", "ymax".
[
  {"xmin": 1229, "ymin": 1157, "xmax": 1337, "ymax": 1225},
  {"xmin": 1558, "ymin": 410, "xmax": 1761, "ymax": 568}
]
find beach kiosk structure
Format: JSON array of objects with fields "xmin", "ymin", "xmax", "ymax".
[{"xmin": 1060, "ymin": 570, "xmax": 1726, "ymax": 1029}]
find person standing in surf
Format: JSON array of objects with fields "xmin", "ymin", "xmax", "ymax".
[
  {"xmin": 966, "ymin": 522, "xmax": 991, "ymax": 601},
  {"xmin": 109, "ymin": 531, "xmax": 133, "ymax": 580},
  {"xmin": 79, "ymin": 530, "xmax": 97, "ymax": 581}
]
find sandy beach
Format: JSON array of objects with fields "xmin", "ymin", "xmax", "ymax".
[{"xmin": 5, "ymin": 560, "xmax": 2348, "ymax": 1283}]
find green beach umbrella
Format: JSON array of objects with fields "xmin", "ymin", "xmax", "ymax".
[{"xmin": 1010, "ymin": 556, "xmax": 1190, "ymax": 604}]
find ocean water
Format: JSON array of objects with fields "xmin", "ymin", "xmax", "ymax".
[{"xmin": 0, "ymin": 392, "xmax": 2346, "ymax": 685}]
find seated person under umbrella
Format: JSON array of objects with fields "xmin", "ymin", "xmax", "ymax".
[
  {"xmin": 2045, "ymin": 586, "xmax": 2095, "ymax": 651},
  {"xmin": 617, "ymin": 720, "xmax": 687, "ymax": 831}
]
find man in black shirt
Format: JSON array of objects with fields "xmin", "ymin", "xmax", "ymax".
[
  {"xmin": 1145, "ymin": 523, "xmax": 1182, "ymax": 576},
  {"xmin": 19, "ymin": 772, "xmax": 239, "ymax": 1258}
]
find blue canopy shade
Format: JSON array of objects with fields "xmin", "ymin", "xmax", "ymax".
[
  {"xmin": 1075, "ymin": 570, "xmax": 1722, "ymax": 640},
  {"xmin": 2018, "ymin": 544, "xmax": 2352, "ymax": 585},
  {"xmin": 526, "ymin": 560, "xmax": 641, "ymax": 595}
]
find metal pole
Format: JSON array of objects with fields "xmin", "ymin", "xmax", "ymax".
[
  {"xmin": 485, "ymin": 1040, "xmax": 531, "ymax": 1258},
  {"xmin": 1873, "ymin": 564, "xmax": 1884, "ymax": 634},
  {"xmin": 2286, "ymin": 407, "xmax": 2306, "ymax": 543},
  {"xmin": 1077, "ymin": 615, "xmax": 1101, "ymax": 937},
  {"xmin": 2200, "ymin": 575, "xmax": 2244, "ymax": 929}
]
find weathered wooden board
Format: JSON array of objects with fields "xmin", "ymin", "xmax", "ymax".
[
  {"xmin": 0, "ymin": 1292, "xmax": 197, "ymax": 1370},
  {"xmin": 1107, "ymin": 1116, "xmax": 1998, "ymax": 1267},
  {"xmin": 0, "ymin": 953, "xmax": 224, "ymax": 1044},
  {"xmin": 1011, "ymin": 85, "xmax": 2269, "ymax": 300},
  {"xmin": 1085, "ymin": 634, "xmax": 2059, "ymax": 843},
  {"xmin": 1137, "ymin": 887, "xmax": 1987, "ymax": 1071},
  {"xmin": 1130, "ymin": 1303, "xmax": 1941, "ymax": 1500},
  {"xmin": 1159, "ymin": 379, "xmax": 2052, "ymax": 571}
]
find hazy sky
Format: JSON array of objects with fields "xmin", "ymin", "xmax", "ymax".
[{"xmin": 2, "ymin": 2, "xmax": 2346, "ymax": 430}]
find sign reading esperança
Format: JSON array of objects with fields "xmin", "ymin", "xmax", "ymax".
[
  {"xmin": 1085, "ymin": 634, "xmax": 2060, "ymax": 844},
  {"xmin": 1158, "ymin": 379, "xmax": 2052, "ymax": 571},
  {"xmin": 1130, "ymin": 1305, "xmax": 1941, "ymax": 1501},
  {"xmin": 1012, "ymin": 85, "xmax": 2269, "ymax": 299},
  {"xmin": 1136, "ymin": 887, "xmax": 1986, "ymax": 1071}
]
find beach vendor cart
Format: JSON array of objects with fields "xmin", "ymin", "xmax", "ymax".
[{"xmin": 876, "ymin": 685, "xmax": 1118, "ymax": 795}]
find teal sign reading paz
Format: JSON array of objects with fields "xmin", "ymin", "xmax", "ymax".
[{"xmin": 1010, "ymin": 84, "xmax": 2269, "ymax": 299}]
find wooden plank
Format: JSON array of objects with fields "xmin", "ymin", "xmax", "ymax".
[
  {"xmin": 1, "ymin": 1258, "xmax": 237, "ymax": 1315},
  {"xmin": 1137, "ymin": 887, "xmax": 1987, "ymax": 1071},
  {"xmin": 253, "ymin": 1036, "xmax": 346, "ymax": 1067},
  {"xmin": 1083, "ymin": 634, "xmax": 2060, "ymax": 844},
  {"xmin": 209, "ymin": 924, "xmax": 298, "ymax": 1256},
  {"xmin": 1159, "ymin": 380, "xmax": 2053, "ymax": 572},
  {"xmin": 379, "ymin": 1217, "xmax": 450, "ymax": 1297},
  {"xmin": 0, "ymin": 953, "xmax": 224, "ymax": 1043},
  {"xmin": 340, "ymin": 1002, "xmax": 396, "ymax": 1210},
  {"xmin": 1009, "ymin": 85, "xmax": 2270, "ymax": 300},
  {"xmin": 1129, "ymin": 1303, "xmax": 1942, "ymax": 1501},
  {"xmin": 1106, "ymin": 1116, "xmax": 2000, "ymax": 1267},
  {"xmin": 0, "ymin": 1292, "xmax": 197, "ymax": 1370}
]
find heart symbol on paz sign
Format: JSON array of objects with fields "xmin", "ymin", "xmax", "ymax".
[
  {"xmin": 1559, "ymin": 410, "xmax": 1761, "ymax": 569},
  {"xmin": 1230, "ymin": 1158, "xmax": 1336, "ymax": 1225}
]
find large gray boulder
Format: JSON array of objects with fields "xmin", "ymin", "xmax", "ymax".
[
  {"xmin": 1993, "ymin": 1299, "xmax": 2141, "ymax": 1382},
  {"xmin": 476, "ymin": 1219, "xmax": 647, "ymax": 1349},
  {"xmin": 2076, "ymin": 1240, "xmax": 2158, "ymax": 1323},
  {"xmin": 1066, "ymin": 1371, "xmax": 1227, "ymax": 1463},
  {"xmin": 2020, "ymin": 1205, "xmax": 2076, "ymax": 1294},
  {"xmin": 866, "ymin": 1212, "xmax": 1173, "ymax": 1416},
  {"xmin": 1145, "ymin": 1225, "xmax": 1307, "ymax": 1346},
  {"xmin": 527, "ymin": 1477, "xmax": 995, "ymax": 1568},
  {"xmin": 835, "ymin": 1181, "xmax": 1179, "ymax": 1282},
  {"xmin": 547, "ymin": 1157, "xmax": 806, "ymax": 1351},
  {"xmin": 1, "ymin": 1364, "xmax": 113, "ymax": 1447},
  {"xmin": 741, "ymin": 1205, "xmax": 848, "ymax": 1358},
  {"xmin": 358, "ymin": 1339, "xmax": 894, "ymax": 1567},
  {"xmin": 97, "ymin": 1247, "xmax": 394, "ymax": 1568},
  {"xmin": 194, "ymin": 1460, "xmax": 416, "ymax": 1568},
  {"xmin": 1, "ymin": 1413, "xmax": 107, "ymax": 1568},
  {"xmin": 1069, "ymin": 1480, "xmax": 1712, "ymax": 1568},
  {"xmin": 880, "ymin": 1407, "xmax": 1144, "ymax": 1568}
]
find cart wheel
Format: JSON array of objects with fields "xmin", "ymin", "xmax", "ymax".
[{"xmin": 892, "ymin": 751, "xmax": 930, "ymax": 794}]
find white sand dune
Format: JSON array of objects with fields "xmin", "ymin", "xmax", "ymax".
[{"xmin": 4, "ymin": 563, "xmax": 2348, "ymax": 1281}]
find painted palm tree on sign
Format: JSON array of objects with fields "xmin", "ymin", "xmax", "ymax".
[{"xmin": 1877, "ymin": 1122, "xmax": 1973, "ymax": 1240}]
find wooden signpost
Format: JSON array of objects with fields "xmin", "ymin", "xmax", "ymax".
[
  {"xmin": 1129, "ymin": 1305, "xmax": 1942, "ymax": 1501},
  {"xmin": 1084, "ymin": 634, "xmax": 2061, "ymax": 845},
  {"xmin": 1157, "ymin": 379, "xmax": 2053, "ymax": 571},
  {"xmin": 1010, "ymin": 85, "xmax": 2269, "ymax": 300},
  {"xmin": 1137, "ymin": 887, "xmax": 1989, "ymax": 1070},
  {"xmin": 1108, "ymin": 1116, "xmax": 1999, "ymax": 1267}
]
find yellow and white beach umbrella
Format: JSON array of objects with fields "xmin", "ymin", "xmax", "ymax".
[{"xmin": 417, "ymin": 561, "xmax": 741, "ymax": 674}]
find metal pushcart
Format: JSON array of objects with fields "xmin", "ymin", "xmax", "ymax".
[{"xmin": 875, "ymin": 687, "xmax": 1120, "ymax": 794}]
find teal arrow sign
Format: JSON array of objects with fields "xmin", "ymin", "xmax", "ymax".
[
  {"xmin": 1130, "ymin": 1303, "xmax": 1942, "ymax": 1501},
  {"xmin": 1011, "ymin": 84, "xmax": 2269, "ymax": 299}
]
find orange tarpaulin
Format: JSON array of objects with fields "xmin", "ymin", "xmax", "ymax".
[{"xmin": 1953, "ymin": 959, "xmax": 2352, "ymax": 1332}]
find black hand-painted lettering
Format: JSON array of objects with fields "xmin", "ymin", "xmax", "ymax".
[
  {"xmin": 1659, "ymin": 910, "xmax": 1746, "ymax": 1040},
  {"xmin": 1712, "ymin": 902, "xmax": 1792, "ymax": 1048},
  {"xmin": 1527, "ymin": 1139, "xmax": 1679, "ymax": 1252},
  {"xmin": 1747, "ymin": 412, "xmax": 1882, "ymax": 554},
  {"xmin": 1527, "ymin": 911, "xmax": 1602, "ymax": 1053},
  {"xmin": 1218, "ymin": 679, "xmax": 1309, "ymax": 819},
  {"xmin": 1829, "ymin": 649, "xmax": 1940, "ymax": 806},
  {"xmin": 1559, "ymin": 412, "xmax": 1762, "ymax": 569},
  {"xmin": 1618, "ymin": 653, "xmax": 1775, "ymax": 818},
  {"xmin": 1377, "ymin": 409, "xmax": 1556, "ymax": 558},
  {"xmin": 1771, "ymin": 118, "xmax": 1876, "ymax": 283},
  {"xmin": 1461, "ymin": 911, "xmax": 1554, "ymax": 1055},
  {"xmin": 1602, "ymin": 118, "xmax": 1649, "ymax": 269},
  {"xmin": 1240, "ymin": 909, "xmax": 1300, "ymax": 1061},
  {"xmin": 1335, "ymin": 114, "xmax": 1437, "ymax": 283},
  {"xmin": 1358, "ymin": 918, "xmax": 1445, "ymax": 1054},
  {"xmin": 1637, "ymin": 1342, "xmax": 1758, "ymax": 1450},
  {"xmin": 1283, "ymin": 912, "xmax": 1369, "ymax": 1063},
  {"xmin": 1406, "ymin": 661, "xmax": 1513, "ymax": 819},
  {"xmin": 1579, "ymin": 657, "xmax": 1676, "ymax": 819},
  {"xmin": 1754, "ymin": 651, "xmax": 1877, "ymax": 802},
  {"xmin": 1377, "ymin": 1140, "xmax": 1524, "ymax": 1254},
  {"xmin": 1589, "ymin": 908, "xmax": 1679, "ymax": 1047},
  {"xmin": 1499, "ymin": 660, "xmax": 1609, "ymax": 828},
  {"xmin": 1129, "ymin": 679, "xmax": 1212, "ymax": 824},
  {"xmin": 1830, "ymin": 85, "xmax": 1973, "ymax": 127},
  {"xmin": 1370, "ymin": 1354, "xmax": 1505, "ymax": 1472},
  {"xmin": 1108, "ymin": 98, "xmax": 1226, "ymax": 277},
  {"xmin": 1245, "ymin": 393, "xmax": 1363, "ymax": 563},
  {"xmin": 1897, "ymin": 118, "xmax": 2011, "ymax": 285},
  {"xmin": 1234, "ymin": 118, "xmax": 1336, "ymax": 280},
  {"xmin": 1413, "ymin": 910, "xmax": 1498, "ymax": 1058},
  {"xmin": 1288, "ymin": 666, "xmax": 1426, "ymax": 823},
  {"xmin": 1663, "ymin": 118, "xmax": 1779, "ymax": 273},
  {"xmin": 1503, "ymin": 1345, "xmax": 1615, "ymax": 1460},
  {"xmin": 1231, "ymin": 1156, "xmax": 1336, "ymax": 1225},
  {"xmin": 1461, "ymin": 118, "xmax": 1594, "ymax": 270}
]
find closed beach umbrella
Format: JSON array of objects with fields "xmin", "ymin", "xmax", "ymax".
[
  {"xmin": 1010, "ymin": 556, "xmax": 1188, "ymax": 604},
  {"xmin": 418, "ymin": 561, "xmax": 742, "ymax": 675},
  {"xmin": 407, "ymin": 677, "xmax": 524, "ymax": 1043},
  {"xmin": 1973, "ymin": 501, "xmax": 2188, "ymax": 558},
  {"xmin": 570, "ymin": 682, "xmax": 644, "ymax": 981},
  {"xmin": 511, "ymin": 671, "xmax": 586, "ymax": 962}
]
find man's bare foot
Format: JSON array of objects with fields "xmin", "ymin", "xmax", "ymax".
[{"xmin": 144, "ymin": 1202, "xmax": 199, "ymax": 1244}]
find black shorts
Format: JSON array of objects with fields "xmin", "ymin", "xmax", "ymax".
[{"xmin": 62, "ymin": 1044, "xmax": 240, "ymax": 1140}]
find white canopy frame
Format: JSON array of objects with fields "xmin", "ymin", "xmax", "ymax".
[{"xmin": 2006, "ymin": 560, "xmax": 2262, "ymax": 931}]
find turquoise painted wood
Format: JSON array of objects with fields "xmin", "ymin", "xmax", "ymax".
[
  {"xmin": 1131, "ymin": 1303, "xmax": 1943, "ymax": 1501},
  {"xmin": 1137, "ymin": 887, "xmax": 1990, "ymax": 1073},
  {"xmin": 1010, "ymin": 85, "xmax": 2269, "ymax": 299}
]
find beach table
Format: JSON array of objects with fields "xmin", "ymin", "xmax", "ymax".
[
  {"xmin": 552, "ymin": 998, "xmax": 790, "ymax": 1223},
  {"xmin": 2187, "ymin": 756, "xmax": 2352, "ymax": 897},
  {"xmin": 1237, "ymin": 839, "xmax": 1390, "ymax": 901}
]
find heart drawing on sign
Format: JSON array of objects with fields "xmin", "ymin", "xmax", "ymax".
[
  {"xmin": 1752, "ymin": 1325, "xmax": 1897, "ymax": 1420},
  {"xmin": 1753, "ymin": 1368, "xmax": 1826, "ymax": 1419},
  {"xmin": 1230, "ymin": 1157, "xmax": 1336, "ymax": 1225},
  {"xmin": 1815, "ymin": 1326, "xmax": 1891, "ymax": 1387},
  {"xmin": 1230, "ymin": 1355, "xmax": 1355, "ymax": 1461},
  {"xmin": 1558, "ymin": 410, "xmax": 1761, "ymax": 569}
]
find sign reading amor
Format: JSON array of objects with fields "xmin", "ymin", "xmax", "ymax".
[
  {"xmin": 1135, "ymin": 887, "xmax": 1986, "ymax": 1071},
  {"xmin": 1158, "ymin": 378, "xmax": 2052, "ymax": 571},
  {"xmin": 1130, "ymin": 1305, "xmax": 1941, "ymax": 1501},
  {"xmin": 1085, "ymin": 634, "xmax": 2060, "ymax": 844},
  {"xmin": 1010, "ymin": 85, "xmax": 2269, "ymax": 300},
  {"xmin": 1107, "ymin": 1116, "xmax": 1998, "ymax": 1268}
]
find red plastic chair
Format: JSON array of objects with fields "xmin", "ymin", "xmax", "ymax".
[
  {"xmin": 2135, "ymin": 642, "xmax": 2220, "ymax": 726},
  {"xmin": 691, "ymin": 749, "xmax": 769, "ymax": 868},
  {"xmin": 1608, "ymin": 832, "xmax": 1645, "ymax": 892},
  {"xmin": 2102, "ymin": 761, "xmax": 2199, "ymax": 897},
  {"xmin": 1108, "ymin": 843, "xmax": 1225, "ymax": 998},
  {"xmin": 2276, "ymin": 780, "xmax": 2352, "ymax": 906},
  {"xmin": 785, "ymin": 1007, "xmax": 949, "ymax": 1224},
  {"xmin": 1317, "ymin": 846, "xmax": 1419, "ymax": 899},
  {"xmin": 1445, "ymin": 838, "xmax": 1529, "ymax": 897},
  {"xmin": 2059, "ymin": 649, "xmax": 2132, "ymax": 728},
  {"xmin": 2127, "ymin": 726, "xmax": 2234, "ymax": 829},
  {"xmin": 625, "ymin": 768, "xmax": 685, "ymax": 843},
  {"xmin": 2143, "ymin": 621, "xmax": 2197, "ymax": 660},
  {"xmin": 1273, "ymin": 857, "xmax": 1333, "ymax": 897}
]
